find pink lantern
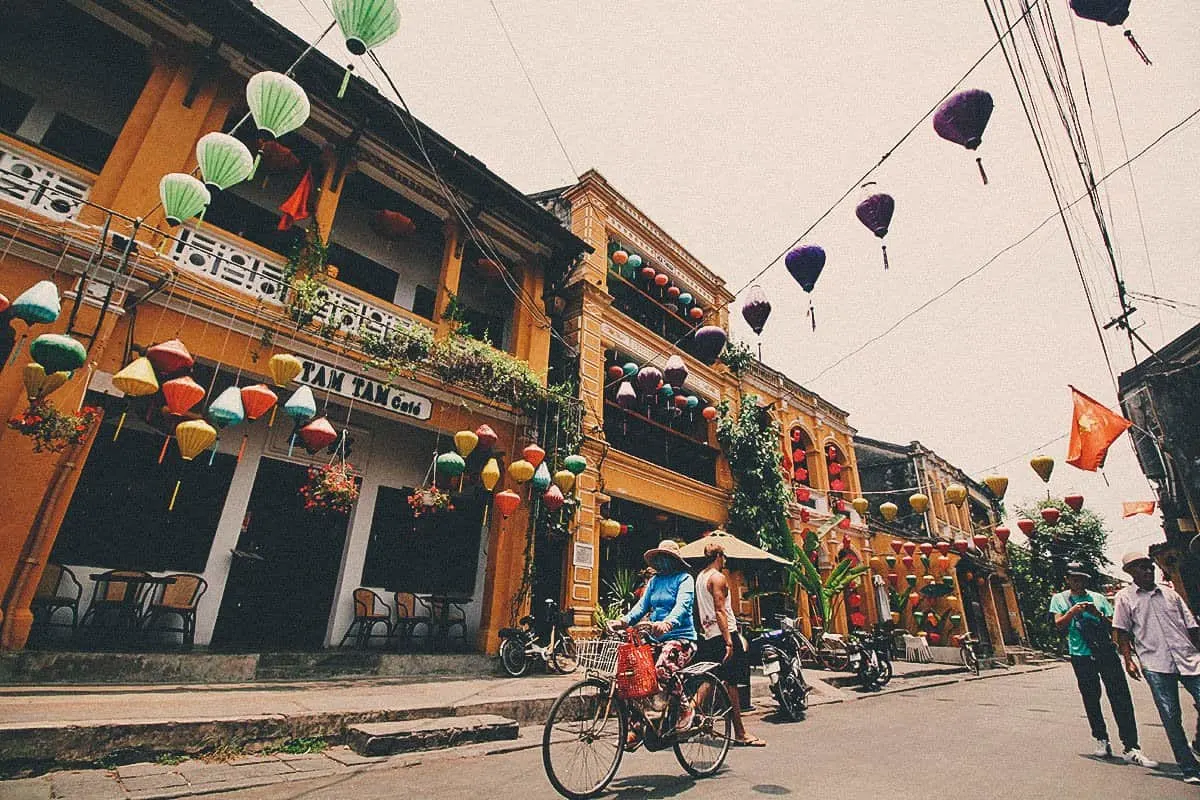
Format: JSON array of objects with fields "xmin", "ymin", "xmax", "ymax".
[
  {"xmin": 1017, "ymin": 519, "xmax": 1036, "ymax": 535},
  {"xmin": 1041, "ymin": 508, "xmax": 1061, "ymax": 525}
]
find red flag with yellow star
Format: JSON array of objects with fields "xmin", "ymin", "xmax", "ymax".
[{"xmin": 1067, "ymin": 385, "xmax": 1131, "ymax": 471}]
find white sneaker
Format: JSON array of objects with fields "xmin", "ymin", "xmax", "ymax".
[
  {"xmin": 1093, "ymin": 739, "xmax": 1112, "ymax": 758},
  {"xmin": 1123, "ymin": 748, "xmax": 1159, "ymax": 768},
  {"xmin": 1183, "ymin": 775, "xmax": 1200, "ymax": 785}
]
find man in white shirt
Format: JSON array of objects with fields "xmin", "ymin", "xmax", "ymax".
[{"xmin": 1113, "ymin": 550, "xmax": 1200, "ymax": 785}]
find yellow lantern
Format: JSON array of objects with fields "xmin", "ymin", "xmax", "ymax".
[
  {"xmin": 22, "ymin": 363, "xmax": 70, "ymax": 401},
  {"xmin": 851, "ymin": 497, "xmax": 869, "ymax": 517},
  {"xmin": 944, "ymin": 483, "xmax": 967, "ymax": 507},
  {"xmin": 481, "ymin": 458, "xmax": 501, "ymax": 492},
  {"xmin": 880, "ymin": 502, "xmax": 899, "ymax": 522},
  {"xmin": 1030, "ymin": 455, "xmax": 1054, "ymax": 484},
  {"xmin": 454, "ymin": 429, "xmax": 479, "ymax": 458},
  {"xmin": 553, "ymin": 469, "xmax": 576, "ymax": 493},
  {"xmin": 268, "ymin": 353, "xmax": 304, "ymax": 386},
  {"xmin": 909, "ymin": 493, "xmax": 929, "ymax": 514},
  {"xmin": 599, "ymin": 519, "xmax": 622, "ymax": 539},
  {"xmin": 176, "ymin": 420, "xmax": 217, "ymax": 460},
  {"xmin": 508, "ymin": 459, "xmax": 535, "ymax": 484},
  {"xmin": 111, "ymin": 357, "xmax": 160, "ymax": 397},
  {"xmin": 983, "ymin": 475, "xmax": 1008, "ymax": 499}
]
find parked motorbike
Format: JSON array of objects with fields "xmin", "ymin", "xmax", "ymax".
[
  {"xmin": 498, "ymin": 598, "xmax": 577, "ymax": 677},
  {"xmin": 846, "ymin": 626, "xmax": 893, "ymax": 689},
  {"xmin": 750, "ymin": 615, "xmax": 812, "ymax": 721}
]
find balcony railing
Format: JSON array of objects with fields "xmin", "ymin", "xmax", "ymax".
[
  {"xmin": 0, "ymin": 136, "xmax": 93, "ymax": 221},
  {"xmin": 604, "ymin": 401, "xmax": 719, "ymax": 486},
  {"xmin": 608, "ymin": 270, "xmax": 711, "ymax": 361}
]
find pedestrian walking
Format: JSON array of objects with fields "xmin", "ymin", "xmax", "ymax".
[
  {"xmin": 1113, "ymin": 551, "xmax": 1200, "ymax": 784},
  {"xmin": 1049, "ymin": 561, "xmax": 1157, "ymax": 766},
  {"xmin": 695, "ymin": 542, "xmax": 765, "ymax": 747}
]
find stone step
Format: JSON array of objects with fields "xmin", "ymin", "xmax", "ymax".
[{"xmin": 346, "ymin": 714, "xmax": 518, "ymax": 756}]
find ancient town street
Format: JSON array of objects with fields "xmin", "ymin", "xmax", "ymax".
[{"xmin": 181, "ymin": 667, "xmax": 1197, "ymax": 800}]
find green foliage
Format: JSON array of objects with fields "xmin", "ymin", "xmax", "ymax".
[
  {"xmin": 155, "ymin": 753, "xmax": 189, "ymax": 766},
  {"xmin": 719, "ymin": 340, "xmax": 755, "ymax": 378},
  {"xmin": 715, "ymin": 395, "xmax": 795, "ymax": 557},
  {"xmin": 267, "ymin": 737, "xmax": 327, "ymax": 755},
  {"xmin": 1006, "ymin": 497, "xmax": 1113, "ymax": 653},
  {"xmin": 786, "ymin": 520, "xmax": 869, "ymax": 628},
  {"xmin": 282, "ymin": 226, "xmax": 330, "ymax": 328},
  {"xmin": 593, "ymin": 568, "xmax": 638, "ymax": 628}
]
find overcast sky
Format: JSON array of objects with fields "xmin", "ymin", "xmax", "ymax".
[{"xmin": 257, "ymin": 0, "xmax": 1199, "ymax": 570}]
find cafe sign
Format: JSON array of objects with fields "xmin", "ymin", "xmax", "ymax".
[{"xmin": 297, "ymin": 357, "xmax": 432, "ymax": 421}]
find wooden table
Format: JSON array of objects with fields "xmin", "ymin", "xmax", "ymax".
[
  {"xmin": 427, "ymin": 595, "xmax": 471, "ymax": 650},
  {"xmin": 86, "ymin": 573, "xmax": 176, "ymax": 633}
]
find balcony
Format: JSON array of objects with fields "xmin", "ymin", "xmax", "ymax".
[
  {"xmin": 0, "ymin": 135, "xmax": 92, "ymax": 221},
  {"xmin": 607, "ymin": 269, "xmax": 711, "ymax": 362},
  {"xmin": 603, "ymin": 401, "xmax": 719, "ymax": 486}
]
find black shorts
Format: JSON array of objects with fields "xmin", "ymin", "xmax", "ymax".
[{"xmin": 696, "ymin": 632, "xmax": 750, "ymax": 686}]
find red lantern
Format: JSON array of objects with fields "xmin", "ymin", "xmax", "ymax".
[
  {"xmin": 688, "ymin": 307, "xmax": 704, "ymax": 320},
  {"xmin": 1017, "ymin": 518, "xmax": 1036, "ymax": 535},
  {"xmin": 829, "ymin": 462, "xmax": 843, "ymax": 476},
  {"xmin": 702, "ymin": 406, "xmax": 718, "ymax": 421},
  {"xmin": 542, "ymin": 485, "xmax": 565, "ymax": 511},
  {"xmin": 1064, "ymin": 494, "xmax": 1084, "ymax": 512},
  {"xmin": 909, "ymin": 592, "xmax": 921, "ymax": 606},
  {"xmin": 161, "ymin": 376, "xmax": 205, "ymax": 415},
  {"xmin": 792, "ymin": 448, "xmax": 806, "ymax": 463},
  {"xmin": 370, "ymin": 209, "xmax": 416, "ymax": 239},
  {"xmin": 902, "ymin": 555, "xmax": 915, "ymax": 570},
  {"xmin": 674, "ymin": 395, "xmax": 688, "ymax": 409},
  {"xmin": 890, "ymin": 540, "xmax": 904, "ymax": 554},
  {"xmin": 848, "ymin": 593, "xmax": 862, "ymax": 610},
  {"xmin": 953, "ymin": 540, "xmax": 969, "ymax": 554},
  {"xmin": 919, "ymin": 542, "xmax": 934, "ymax": 556},
  {"xmin": 607, "ymin": 365, "xmax": 624, "ymax": 381},
  {"xmin": 494, "ymin": 490, "xmax": 521, "ymax": 519},
  {"xmin": 258, "ymin": 140, "xmax": 300, "ymax": 173},
  {"xmin": 800, "ymin": 508, "xmax": 810, "ymax": 523},
  {"xmin": 936, "ymin": 541, "xmax": 950, "ymax": 555},
  {"xmin": 1041, "ymin": 508, "xmax": 1061, "ymax": 525},
  {"xmin": 995, "ymin": 527, "xmax": 1011, "ymax": 545},
  {"xmin": 836, "ymin": 499, "xmax": 848, "ymax": 513},
  {"xmin": 972, "ymin": 534, "xmax": 989, "ymax": 549},
  {"xmin": 838, "ymin": 516, "xmax": 851, "ymax": 529},
  {"xmin": 522, "ymin": 443, "xmax": 546, "ymax": 469},
  {"xmin": 830, "ymin": 478, "xmax": 845, "ymax": 492},
  {"xmin": 612, "ymin": 250, "xmax": 629, "ymax": 265},
  {"xmin": 793, "ymin": 466, "xmax": 808, "ymax": 481},
  {"xmin": 240, "ymin": 384, "xmax": 278, "ymax": 420},
  {"xmin": 902, "ymin": 541, "xmax": 916, "ymax": 556},
  {"xmin": 475, "ymin": 424, "xmax": 498, "ymax": 452},
  {"xmin": 928, "ymin": 632, "xmax": 942, "ymax": 646},
  {"xmin": 666, "ymin": 286, "xmax": 681, "ymax": 299},
  {"xmin": 827, "ymin": 445, "xmax": 838, "ymax": 460},
  {"xmin": 639, "ymin": 267, "xmax": 656, "ymax": 281},
  {"xmin": 299, "ymin": 416, "xmax": 338, "ymax": 451},
  {"xmin": 653, "ymin": 273, "xmax": 669, "ymax": 287},
  {"xmin": 795, "ymin": 486, "xmax": 811, "ymax": 503},
  {"xmin": 147, "ymin": 339, "xmax": 194, "ymax": 375}
]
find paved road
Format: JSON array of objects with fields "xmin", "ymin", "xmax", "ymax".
[{"xmin": 205, "ymin": 666, "xmax": 1199, "ymax": 800}]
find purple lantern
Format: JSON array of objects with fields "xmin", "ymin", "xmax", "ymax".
[
  {"xmin": 1069, "ymin": 1, "xmax": 1149, "ymax": 64},
  {"xmin": 691, "ymin": 325, "xmax": 727, "ymax": 366},
  {"xmin": 784, "ymin": 245, "xmax": 825, "ymax": 331},
  {"xmin": 741, "ymin": 285, "xmax": 771, "ymax": 336},
  {"xmin": 636, "ymin": 365, "xmax": 662, "ymax": 398},
  {"xmin": 664, "ymin": 354, "xmax": 688, "ymax": 389},
  {"xmin": 933, "ymin": 89, "xmax": 994, "ymax": 184},
  {"xmin": 616, "ymin": 380, "xmax": 638, "ymax": 410},
  {"xmin": 855, "ymin": 189, "xmax": 895, "ymax": 271}
]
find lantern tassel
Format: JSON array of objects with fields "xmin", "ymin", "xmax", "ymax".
[
  {"xmin": 268, "ymin": 405, "xmax": 277, "ymax": 427},
  {"xmin": 482, "ymin": 505, "xmax": 490, "ymax": 530},
  {"xmin": 208, "ymin": 439, "xmax": 219, "ymax": 466},
  {"xmin": 808, "ymin": 299, "xmax": 816, "ymax": 332},
  {"xmin": 237, "ymin": 434, "xmax": 247, "ymax": 463},
  {"xmin": 7, "ymin": 334, "xmax": 26, "ymax": 365},
  {"xmin": 168, "ymin": 479, "xmax": 181, "ymax": 511},
  {"xmin": 1125, "ymin": 30, "xmax": 1151, "ymax": 65},
  {"xmin": 250, "ymin": 152, "xmax": 261, "ymax": 181},
  {"xmin": 975, "ymin": 157, "xmax": 989, "ymax": 186},
  {"xmin": 158, "ymin": 436, "xmax": 170, "ymax": 464},
  {"xmin": 195, "ymin": 206, "xmax": 206, "ymax": 231},
  {"xmin": 288, "ymin": 432, "xmax": 296, "ymax": 457},
  {"xmin": 113, "ymin": 410, "xmax": 127, "ymax": 441},
  {"xmin": 338, "ymin": 64, "xmax": 354, "ymax": 99},
  {"xmin": 881, "ymin": 244, "xmax": 889, "ymax": 271}
]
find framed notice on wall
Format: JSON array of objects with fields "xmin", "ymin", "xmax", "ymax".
[{"xmin": 573, "ymin": 542, "xmax": 594, "ymax": 569}]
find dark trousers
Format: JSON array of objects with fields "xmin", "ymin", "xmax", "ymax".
[{"xmin": 1071, "ymin": 650, "xmax": 1139, "ymax": 750}]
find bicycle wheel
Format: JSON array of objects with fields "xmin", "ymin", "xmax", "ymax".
[
  {"xmin": 674, "ymin": 673, "xmax": 732, "ymax": 778},
  {"xmin": 776, "ymin": 673, "xmax": 805, "ymax": 721},
  {"xmin": 551, "ymin": 636, "xmax": 579, "ymax": 674},
  {"xmin": 500, "ymin": 637, "xmax": 528, "ymax": 677},
  {"xmin": 822, "ymin": 652, "xmax": 851, "ymax": 672},
  {"xmin": 542, "ymin": 678, "xmax": 627, "ymax": 799},
  {"xmin": 961, "ymin": 645, "xmax": 979, "ymax": 675}
]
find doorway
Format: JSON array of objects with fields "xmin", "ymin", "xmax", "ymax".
[{"xmin": 211, "ymin": 457, "xmax": 351, "ymax": 650}]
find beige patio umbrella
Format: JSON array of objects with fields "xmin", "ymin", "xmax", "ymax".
[{"xmin": 678, "ymin": 530, "xmax": 791, "ymax": 565}]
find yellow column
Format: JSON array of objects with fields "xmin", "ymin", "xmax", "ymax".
[{"xmin": 434, "ymin": 219, "xmax": 465, "ymax": 336}]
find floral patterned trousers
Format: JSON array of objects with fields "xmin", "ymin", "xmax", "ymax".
[{"xmin": 655, "ymin": 640, "xmax": 696, "ymax": 698}]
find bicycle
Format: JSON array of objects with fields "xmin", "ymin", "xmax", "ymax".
[
  {"xmin": 541, "ymin": 623, "xmax": 732, "ymax": 799},
  {"xmin": 499, "ymin": 598, "xmax": 578, "ymax": 677},
  {"xmin": 791, "ymin": 624, "xmax": 852, "ymax": 672},
  {"xmin": 958, "ymin": 631, "xmax": 981, "ymax": 676}
]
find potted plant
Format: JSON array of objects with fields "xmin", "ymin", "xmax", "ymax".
[
  {"xmin": 299, "ymin": 462, "xmax": 359, "ymax": 514},
  {"xmin": 7, "ymin": 402, "xmax": 101, "ymax": 453},
  {"xmin": 407, "ymin": 485, "xmax": 453, "ymax": 518}
]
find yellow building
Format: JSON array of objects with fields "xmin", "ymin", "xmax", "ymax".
[{"xmin": 0, "ymin": 0, "xmax": 588, "ymax": 653}]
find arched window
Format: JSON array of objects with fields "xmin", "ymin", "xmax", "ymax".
[{"xmin": 788, "ymin": 425, "xmax": 815, "ymax": 506}]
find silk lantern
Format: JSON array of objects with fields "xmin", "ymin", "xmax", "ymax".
[
  {"xmin": 884, "ymin": 555, "xmax": 897, "ymax": 569},
  {"xmin": 1064, "ymin": 494, "xmax": 1084, "ymax": 512},
  {"xmin": 111, "ymin": 357, "xmax": 159, "ymax": 397},
  {"xmin": 599, "ymin": 519, "xmax": 622, "ymax": 539},
  {"xmin": 147, "ymin": 339, "xmax": 194, "ymax": 375},
  {"xmin": 176, "ymin": 420, "xmax": 217, "ymax": 460},
  {"xmin": 195, "ymin": 132, "xmax": 254, "ymax": 193},
  {"xmin": 299, "ymin": 417, "xmax": 338, "ymax": 452},
  {"xmin": 11, "ymin": 280, "xmax": 61, "ymax": 325},
  {"xmin": 881, "ymin": 502, "xmax": 899, "ymax": 522},
  {"xmin": 972, "ymin": 533, "xmax": 990, "ymax": 549},
  {"xmin": 531, "ymin": 462, "xmax": 552, "ymax": 492},
  {"xmin": 162, "ymin": 377, "xmax": 205, "ymax": 415},
  {"xmin": 553, "ymin": 470, "xmax": 575, "ymax": 493},
  {"xmin": 1030, "ymin": 454, "xmax": 1055, "ymax": 484},
  {"xmin": 953, "ymin": 540, "xmax": 969, "ymax": 554},
  {"xmin": 852, "ymin": 497, "xmax": 869, "ymax": 517},
  {"xmin": 919, "ymin": 542, "xmax": 934, "ymax": 557},
  {"xmin": 702, "ymin": 406, "xmax": 718, "ymax": 421},
  {"xmin": 564, "ymin": 454, "xmax": 587, "ymax": 475},
  {"xmin": 208, "ymin": 386, "xmax": 246, "ymax": 428},
  {"xmin": 22, "ymin": 363, "xmax": 70, "ymax": 401},
  {"xmin": 436, "ymin": 451, "xmax": 467, "ymax": 477},
  {"xmin": 508, "ymin": 460, "xmax": 534, "ymax": 484},
  {"xmin": 542, "ymin": 485, "xmax": 565, "ymax": 512},
  {"xmin": 612, "ymin": 250, "xmax": 628, "ymax": 265},
  {"xmin": 1017, "ymin": 519, "xmax": 1036, "ymax": 535},
  {"xmin": 30, "ymin": 334, "xmax": 86, "ymax": 374},
  {"xmin": 936, "ymin": 541, "xmax": 951, "ymax": 556},
  {"xmin": 454, "ymin": 430, "xmax": 479, "ymax": 458},
  {"xmin": 268, "ymin": 353, "xmax": 303, "ymax": 386},
  {"xmin": 902, "ymin": 541, "xmax": 917, "ymax": 556},
  {"xmin": 481, "ymin": 458, "xmax": 501, "ymax": 492},
  {"xmin": 522, "ymin": 443, "xmax": 546, "ymax": 469},
  {"xmin": 246, "ymin": 71, "xmax": 310, "ymax": 141},
  {"xmin": 909, "ymin": 493, "xmax": 929, "ymax": 514},
  {"xmin": 890, "ymin": 540, "xmax": 904, "ymax": 554},
  {"xmin": 1041, "ymin": 507, "xmax": 1061, "ymax": 525},
  {"xmin": 475, "ymin": 424, "xmax": 498, "ymax": 452},
  {"xmin": 995, "ymin": 527, "xmax": 1011, "ymax": 545},
  {"xmin": 283, "ymin": 386, "xmax": 317, "ymax": 421},
  {"xmin": 159, "ymin": 173, "xmax": 211, "ymax": 226},
  {"xmin": 945, "ymin": 483, "xmax": 967, "ymax": 507},
  {"xmin": 494, "ymin": 490, "xmax": 521, "ymax": 519},
  {"xmin": 240, "ymin": 384, "xmax": 277, "ymax": 420},
  {"xmin": 984, "ymin": 475, "xmax": 1008, "ymax": 499},
  {"xmin": 332, "ymin": 0, "xmax": 401, "ymax": 55}
]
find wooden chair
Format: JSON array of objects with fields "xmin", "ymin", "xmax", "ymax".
[
  {"xmin": 338, "ymin": 589, "xmax": 392, "ymax": 649},
  {"xmin": 141, "ymin": 574, "xmax": 208, "ymax": 648},
  {"xmin": 30, "ymin": 563, "xmax": 82, "ymax": 636},
  {"xmin": 81, "ymin": 570, "xmax": 152, "ymax": 635},
  {"xmin": 394, "ymin": 591, "xmax": 432, "ymax": 649}
]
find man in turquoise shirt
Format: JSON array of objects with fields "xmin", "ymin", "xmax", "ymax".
[{"xmin": 1049, "ymin": 562, "xmax": 1156, "ymax": 767}]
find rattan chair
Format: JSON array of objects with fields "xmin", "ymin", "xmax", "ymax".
[
  {"xmin": 81, "ymin": 570, "xmax": 152, "ymax": 635},
  {"xmin": 30, "ymin": 563, "xmax": 82, "ymax": 635},
  {"xmin": 141, "ymin": 574, "xmax": 208, "ymax": 648},
  {"xmin": 393, "ymin": 591, "xmax": 433, "ymax": 649},
  {"xmin": 430, "ymin": 596, "xmax": 467, "ymax": 651},
  {"xmin": 338, "ymin": 588, "xmax": 393, "ymax": 649}
]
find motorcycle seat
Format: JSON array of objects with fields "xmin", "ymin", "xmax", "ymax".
[{"xmin": 499, "ymin": 627, "xmax": 523, "ymax": 637}]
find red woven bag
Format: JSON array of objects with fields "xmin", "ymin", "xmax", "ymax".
[{"xmin": 614, "ymin": 629, "xmax": 658, "ymax": 699}]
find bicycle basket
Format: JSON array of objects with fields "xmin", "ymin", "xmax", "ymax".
[
  {"xmin": 615, "ymin": 631, "xmax": 658, "ymax": 699},
  {"xmin": 576, "ymin": 638, "xmax": 621, "ymax": 676}
]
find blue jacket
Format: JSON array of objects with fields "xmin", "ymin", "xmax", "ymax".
[{"xmin": 622, "ymin": 572, "xmax": 697, "ymax": 642}]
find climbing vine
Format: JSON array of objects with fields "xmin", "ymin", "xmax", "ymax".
[{"xmin": 715, "ymin": 393, "xmax": 795, "ymax": 557}]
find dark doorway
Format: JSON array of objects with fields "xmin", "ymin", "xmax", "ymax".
[{"xmin": 211, "ymin": 458, "xmax": 350, "ymax": 650}]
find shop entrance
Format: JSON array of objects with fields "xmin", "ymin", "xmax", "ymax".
[{"xmin": 211, "ymin": 458, "xmax": 350, "ymax": 650}]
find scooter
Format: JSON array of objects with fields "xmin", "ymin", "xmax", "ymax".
[
  {"xmin": 750, "ymin": 615, "xmax": 812, "ymax": 721},
  {"xmin": 846, "ymin": 626, "xmax": 893, "ymax": 689}
]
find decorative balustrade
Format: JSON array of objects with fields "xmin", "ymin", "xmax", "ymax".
[{"xmin": 0, "ymin": 139, "xmax": 92, "ymax": 221}]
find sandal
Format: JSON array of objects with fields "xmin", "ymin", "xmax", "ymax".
[{"xmin": 733, "ymin": 735, "xmax": 767, "ymax": 747}]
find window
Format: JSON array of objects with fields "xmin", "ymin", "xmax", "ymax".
[
  {"xmin": 412, "ymin": 285, "xmax": 436, "ymax": 320},
  {"xmin": 39, "ymin": 115, "xmax": 116, "ymax": 174},
  {"xmin": 327, "ymin": 242, "xmax": 399, "ymax": 302},
  {"xmin": 0, "ymin": 83, "xmax": 34, "ymax": 135}
]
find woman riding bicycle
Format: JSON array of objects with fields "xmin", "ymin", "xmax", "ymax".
[{"xmin": 609, "ymin": 539, "xmax": 698, "ymax": 732}]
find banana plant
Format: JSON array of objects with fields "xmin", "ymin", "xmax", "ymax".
[{"xmin": 786, "ymin": 515, "xmax": 870, "ymax": 630}]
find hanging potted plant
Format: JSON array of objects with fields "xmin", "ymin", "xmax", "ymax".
[
  {"xmin": 407, "ymin": 485, "xmax": 453, "ymax": 518},
  {"xmin": 8, "ymin": 402, "xmax": 101, "ymax": 453},
  {"xmin": 299, "ymin": 461, "xmax": 360, "ymax": 514}
]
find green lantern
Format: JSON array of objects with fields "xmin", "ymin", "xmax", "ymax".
[
  {"xmin": 884, "ymin": 555, "xmax": 897, "ymax": 569},
  {"xmin": 29, "ymin": 334, "xmax": 86, "ymax": 374},
  {"xmin": 941, "ymin": 575, "xmax": 955, "ymax": 588},
  {"xmin": 950, "ymin": 614, "xmax": 962, "ymax": 625},
  {"xmin": 564, "ymin": 454, "xmax": 587, "ymax": 475},
  {"xmin": 913, "ymin": 611, "xmax": 926, "ymax": 625},
  {"xmin": 436, "ymin": 452, "xmax": 466, "ymax": 478},
  {"xmin": 332, "ymin": 0, "xmax": 401, "ymax": 55},
  {"xmin": 246, "ymin": 71, "xmax": 311, "ymax": 142},
  {"xmin": 905, "ymin": 574, "xmax": 917, "ymax": 588},
  {"xmin": 195, "ymin": 132, "xmax": 254, "ymax": 193},
  {"xmin": 159, "ymin": 173, "xmax": 210, "ymax": 226}
]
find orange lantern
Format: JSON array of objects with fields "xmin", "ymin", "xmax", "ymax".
[
  {"xmin": 495, "ymin": 490, "xmax": 521, "ymax": 519},
  {"xmin": 522, "ymin": 443, "xmax": 546, "ymax": 469},
  {"xmin": 240, "ymin": 384, "xmax": 278, "ymax": 420},
  {"xmin": 299, "ymin": 416, "xmax": 338, "ymax": 451},
  {"xmin": 162, "ymin": 376, "xmax": 206, "ymax": 415}
]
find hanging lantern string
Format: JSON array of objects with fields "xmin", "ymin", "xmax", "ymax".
[{"xmin": 233, "ymin": 297, "xmax": 266, "ymax": 385}]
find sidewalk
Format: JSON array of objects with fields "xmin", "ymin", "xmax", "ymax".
[{"xmin": 0, "ymin": 661, "xmax": 1062, "ymax": 799}]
